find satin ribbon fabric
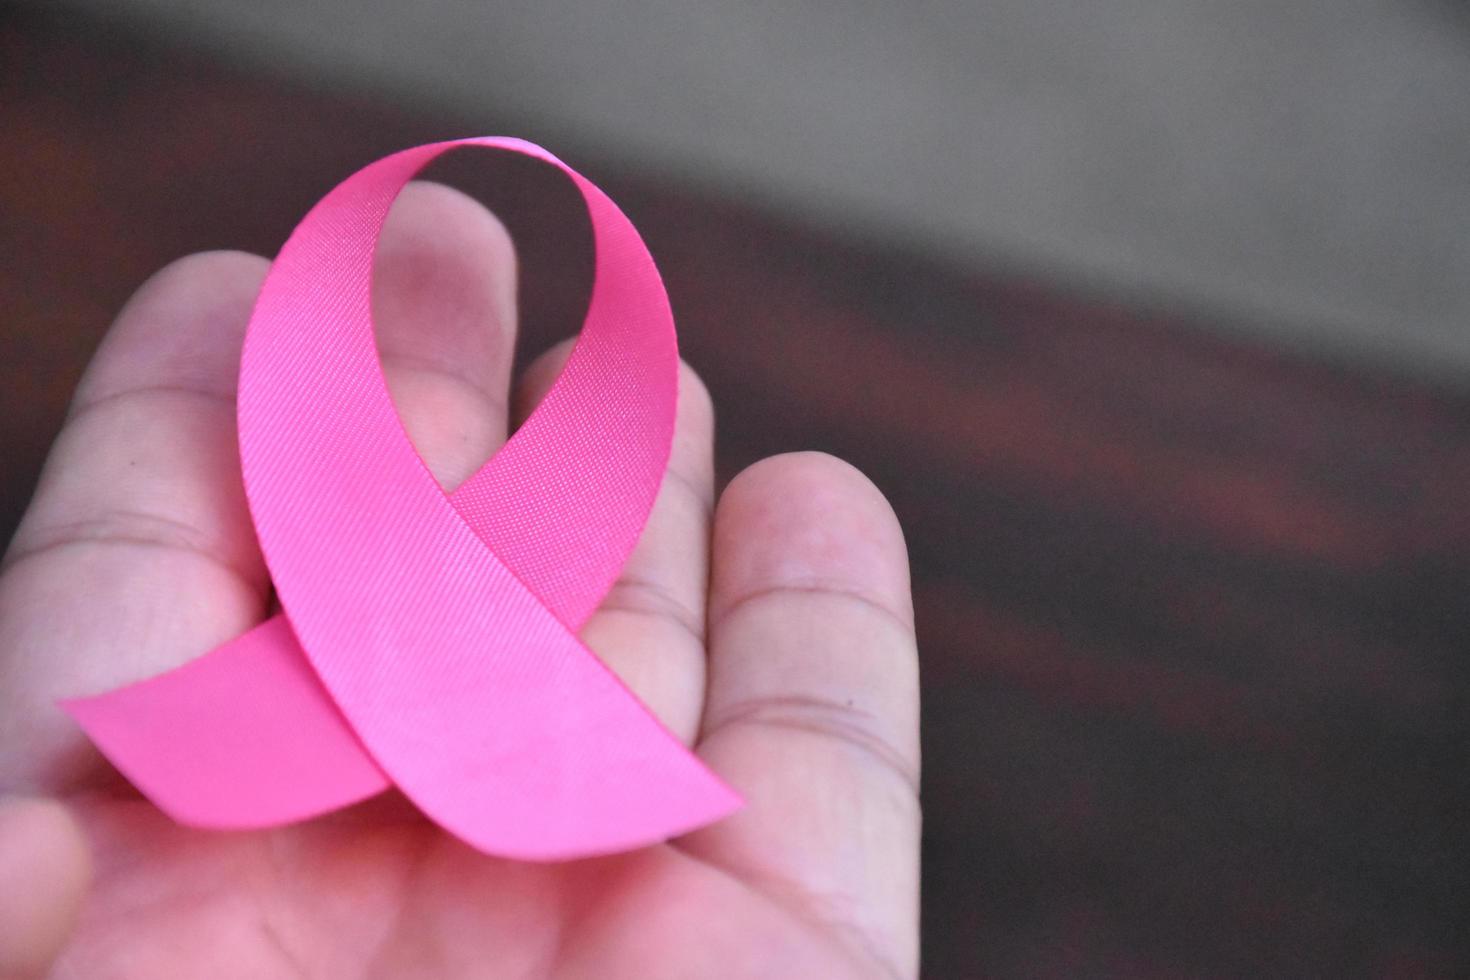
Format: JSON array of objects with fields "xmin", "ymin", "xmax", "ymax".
[{"xmin": 63, "ymin": 138, "xmax": 741, "ymax": 860}]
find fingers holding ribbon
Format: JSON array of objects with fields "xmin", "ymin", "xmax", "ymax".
[
  {"xmin": 0, "ymin": 180, "xmax": 524, "ymax": 798},
  {"xmin": 45, "ymin": 140, "xmax": 740, "ymax": 860}
]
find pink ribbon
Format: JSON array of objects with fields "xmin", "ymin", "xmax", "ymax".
[{"xmin": 62, "ymin": 138, "xmax": 742, "ymax": 860}]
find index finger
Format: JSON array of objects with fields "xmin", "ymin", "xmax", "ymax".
[{"xmin": 0, "ymin": 250, "xmax": 272, "ymax": 792}]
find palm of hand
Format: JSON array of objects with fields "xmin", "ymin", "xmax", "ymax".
[
  {"xmin": 53, "ymin": 792, "xmax": 870, "ymax": 977},
  {"xmin": 0, "ymin": 183, "xmax": 919, "ymax": 979}
]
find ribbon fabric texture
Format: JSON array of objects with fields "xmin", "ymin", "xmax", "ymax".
[{"xmin": 63, "ymin": 138, "xmax": 742, "ymax": 860}]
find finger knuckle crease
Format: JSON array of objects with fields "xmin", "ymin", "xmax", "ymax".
[
  {"xmin": 598, "ymin": 575, "xmax": 705, "ymax": 644},
  {"xmin": 67, "ymin": 383, "xmax": 234, "ymax": 425},
  {"xmin": 713, "ymin": 583, "xmax": 912, "ymax": 637},
  {"xmin": 712, "ymin": 693, "xmax": 919, "ymax": 795},
  {"xmin": 5, "ymin": 509, "xmax": 265, "ymax": 602}
]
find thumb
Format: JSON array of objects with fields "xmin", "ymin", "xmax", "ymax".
[{"xmin": 0, "ymin": 797, "xmax": 90, "ymax": 979}]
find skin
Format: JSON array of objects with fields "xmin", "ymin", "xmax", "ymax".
[{"xmin": 0, "ymin": 182, "xmax": 920, "ymax": 979}]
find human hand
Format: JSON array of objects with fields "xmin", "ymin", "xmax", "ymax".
[{"xmin": 0, "ymin": 182, "xmax": 920, "ymax": 979}]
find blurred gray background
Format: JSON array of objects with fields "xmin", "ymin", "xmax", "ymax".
[{"xmin": 50, "ymin": 0, "xmax": 1470, "ymax": 385}]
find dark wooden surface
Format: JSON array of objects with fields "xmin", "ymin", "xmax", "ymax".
[{"xmin": 4, "ymin": 8, "xmax": 1468, "ymax": 977}]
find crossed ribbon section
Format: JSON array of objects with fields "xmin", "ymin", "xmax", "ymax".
[{"xmin": 62, "ymin": 138, "xmax": 742, "ymax": 861}]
